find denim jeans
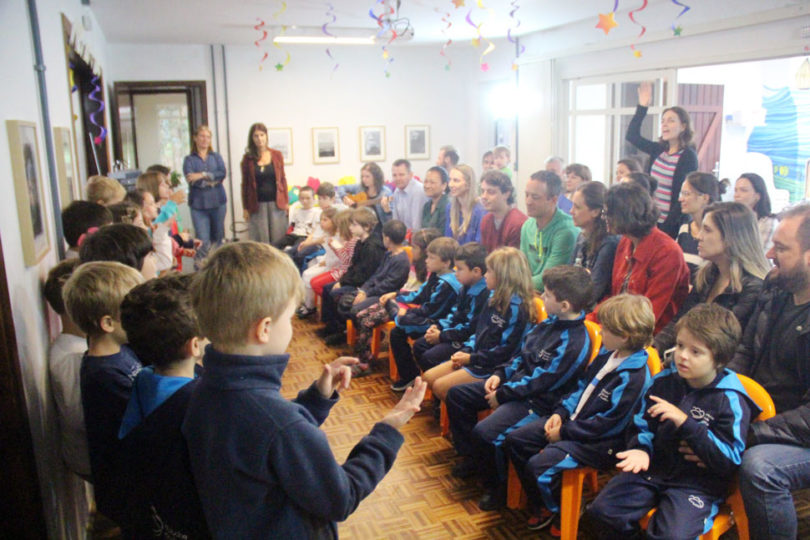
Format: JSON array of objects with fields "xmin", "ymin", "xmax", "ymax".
[
  {"xmin": 191, "ymin": 204, "xmax": 227, "ymax": 264},
  {"xmin": 739, "ymin": 443, "xmax": 810, "ymax": 540}
]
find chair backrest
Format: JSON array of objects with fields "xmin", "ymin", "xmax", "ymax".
[
  {"xmin": 736, "ymin": 374, "xmax": 776, "ymax": 422},
  {"xmin": 583, "ymin": 320, "xmax": 602, "ymax": 363},
  {"xmin": 533, "ymin": 297, "xmax": 548, "ymax": 323},
  {"xmin": 403, "ymin": 245, "xmax": 413, "ymax": 263},
  {"xmin": 645, "ymin": 346, "xmax": 662, "ymax": 376}
]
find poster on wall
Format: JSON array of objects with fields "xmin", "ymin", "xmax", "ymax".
[
  {"xmin": 6, "ymin": 120, "xmax": 50, "ymax": 266},
  {"xmin": 267, "ymin": 128, "xmax": 293, "ymax": 165},
  {"xmin": 312, "ymin": 127, "xmax": 340, "ymax": 164},
  {"xmin": 405, "ymin": 125, "xmax": 430, "ymax": 160},
  {"xmin": 359, "ymin": 126, "xmax": 385, "ymax": 162},
  {"xmin": 53, "ymin": 127, "xmax": 79, "ymax": 208}
]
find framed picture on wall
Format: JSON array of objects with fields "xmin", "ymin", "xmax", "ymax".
[
  {"xmin": 53, "ymin": 127, "xmax": 79, "ymax": 208},
  {"xmin": 312, "ymin": 127, "xmax": 340, "ymax": 164},
  {"xmin": 6, "ymin": 120, "xmax": 50, "ymax": 266},
  {"xmin": 405, "ymin": 125, "xmax": 430, "ymax": 160},
  {"xmin": 359, "ymin": 126, "xmax": 385, "ymax": 162},
  {"xmin": 267, "ymin": 128, "xmax": 293, "ymax": 165}
]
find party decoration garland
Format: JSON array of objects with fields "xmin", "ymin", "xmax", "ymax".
[
  {"xmin": 323, "ymin": 2, "xmax": 340, "ymax": 74},
  {"xmin": 628, "ymin": 0, "xmax": 648, "ymax": 58},
  {"xmin": 670, "ymin": 0, "xmax": 690, "ymax": 36},
  {"xmin": 596, "ymin": 0, "xmax": 619, "ymax": 35},
  {"xmin": 254, "ymin": 18, "xmax": 269, "ymax": 70},
  {"xmin": 437, "ymin": 6, "xmax": 453, "ymax": 71},
  {"xmin": 88, "ymin": 75, "xmax": 107, "ymax": 145},
  {"xmin": 507, "ymin": 0, "xmax": 525, "ymax": 70},
  {"xmin": 369, "ymin": 0, "xmax": 395, "ymax": 77},
  {"xmin": 465, "ymin": 6, "xmax": 495, "ymax": 72},
  {"xmin": 272, "ymin": 2, "xmax": 290, "ymax": 71}
]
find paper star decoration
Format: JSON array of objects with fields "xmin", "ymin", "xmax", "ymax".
[
  {"xmin": 596, "ymin": 12, "xmax": 618, "ymax": 35},
  {"xmin": 275, "ymin": 63, "xmax": 284, "ymax": 71},
  {"xmin": 633, "ymin": 49, "xmax": 642, "ymax": 58},
  {"xmin": 452, "ymin": 0, "xmax": 465, "ymax": 7},
  {"xmin": 673, "ymin": 25, "xmax": 683, "ymax": 36}
]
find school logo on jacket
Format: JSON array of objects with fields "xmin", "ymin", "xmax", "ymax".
[
  {"xmin": 490, "ymin": 313, "xmax": 506, "ymax": 327},
  {"xmin": 689, "ymin": 406, "xmax": 715, "ymax": 426},
  {"xmin": 688, "ymin": 495, "xmax": 705, "ymax": 509},
  {"xmin": 536, "ymin": 350, "xmax": 552, "ymax": 364},
  {"xmin": 598, "ymin": 388, "xmax": 612, "ymax": 402}
]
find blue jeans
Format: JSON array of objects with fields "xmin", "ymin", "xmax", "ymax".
[
  {"xmin": 191, "ymin": 204, "xmax": 227, "ymax": 263},
  {"xmin": 739, "ymin": 443, "xmax": 810, "ymax": 540}
]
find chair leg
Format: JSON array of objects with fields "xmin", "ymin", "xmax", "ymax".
[
  {"xmin": 559, "ymin": 469, "xmax": 587, "ymax": 540},
  {"xmin": 370, "ymin": 327, "xmax": 381, "ymax": 359},
  {"xmin": 586, "ymin": 469, "xmax": 598, "ymax": 494},
  {"xmin": 346, "ymin": 320, "xmax": 354, "ymax": 346},
  {"xmin": 728, "ymin": 488, "xmax": 749, "ymax": 540},
  {"xmin": 440, "ymin": 401, "xmax": 450, "ymax": 437},
  {"xmin": 388, "ymin": 347, "xmax": 399, "ymax": 381},
  {"xmin": 506, "ymin": 462, "xmax": 527, "ymax": 509}
]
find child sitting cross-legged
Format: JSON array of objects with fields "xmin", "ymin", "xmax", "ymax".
[
  {"xmin": 181, "ymin": 241, "xmax": 427, "ymax": 537},
  {"xmin": 508, "ymin": 293, "xmax": 656, "ymax": 534},
  {"xmin": 114, "ymin": 274, "xmax": 210, "ymax": 538},
  {"xmin": 63, "ymin": 261, "xmax": 145, "ymax": 524},
  {"xmin": 446, "ymin": 265, "xmax": 594, "ymax": 511},
  {"xmin": 586, "ymin": 303, "xmax": 759, "ymax": 540}
]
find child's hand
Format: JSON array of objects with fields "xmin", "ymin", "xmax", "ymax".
[
  {"xmin": 648, "ymin": 395, "xmax": 688, "ymax": 428},
  {"xmin": 342, "ymin": 195, "xmax": 355, "ymax": 207},
  {"xmin": 397, "ymin": 307, "xmax": 407, "ymax": 317},
  {"xmin": 678, "ymin": 441, "xmax": 707, "ymax": 468},
  {"xmin": 424, "ymin": 326, "xmax": 440, "ymax": 344},
  {"xmin": 379, "ymin": 292, "xmax": 397, "ymax": 305},
  {"xmin": 616, "ymin": 449, "xmax": 650, "ymax": 473},
  {"xmin": 352, "ymin": 290, "xmax": 367, "ymax": 305},
  {"xmin": 546, "ymin": 424, "xmax": 561, "ymax": 443},
  {"xmin": 544, "ymin": 414, "xmax": 562, "ymax": 434},
  {"xmin": 179, "ymin": 231, "xmax": 191, "ymax": 242},
  {"xmin": 484, "ymin": 375, "xmax": 500, "ymax": 393},
  {"xmin": 316, "ymin": 356, "xmax": 359, "ymax": 398},
  {"xmin": 170, "ymin": 190, "xmax": 187, "ymax": 205},
  {"xmin": 484, "ymin": 390, "xmax": 499, "ymax": 410},
  {"xmin": 334, "ymin": 282, "xmax": 341, "ymax": 289},
  {"xmin": 450, "ymin": 351, "xmax": 470, "ymax": 369},
  {"xmin": 193, "ymin": 238, "xmax": 203, "ymax": 248},
  {"xmin": 382, "ymin": 377, "xmax": 427, "ymax": 429}
]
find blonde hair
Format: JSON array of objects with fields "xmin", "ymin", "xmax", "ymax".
[
  {"xmin": 191, "ymin": 125, "xmax": 215, "ymax": 155},
  {"xmin": 136, "ymin": 171, "xmax": 164, "ymax": 201},
  {"xmin": 333, "ymin": 209, "xmax": 353, "ymax": 241},
  {"xmin": 485, "ymin": 247, "xmax": 536, "ymax": 320},
  {"xmin": 597, "ymin": 294, "xmax": 655, "ymax": 351},
  {"xmin": 450, "ymin": 164, "xmax": 479, "ymax": 239},
  {"xmin": 191, "ymin": 242, "xmax": 303, "ymax": 348},
  {"xmin": 63, "ymin": 261, "xmax": 144, "ymax": 336},
  {"xmin": 86, "ymin": 176, "xmax": 126, "ymax": 206}
]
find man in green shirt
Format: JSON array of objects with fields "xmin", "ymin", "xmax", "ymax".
[{"xmin": 519, "ymin": 171, "xmax": 579, "ymax": 292}]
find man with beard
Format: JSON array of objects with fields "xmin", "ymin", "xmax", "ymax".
[{"xmin": 724, "ymin": 204, "xmax": 810, "ymax": 540}]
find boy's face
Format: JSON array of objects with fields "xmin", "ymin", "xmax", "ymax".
[
  {"xmin": 494, "ymin": 152, "xmax": 509, "ymax": 169},
  {"xmin": 601, "ymin": 327, "xmax": 628, "ymax": 353},
  {"xmin": 298, "ymin": 190, "xmax": 314, "ymax": 209},
  {"xmin": 482, "ymin": 154, "xmax": 495, "ymax": 171},
  {"xmin": 319, "ymin": 195, "xmax": 334, "ymax": 210},
  {"xmin": 455, "ymin": 260, "xmax": 480, "ymax": 286},
  {"xmin": 425, "ymin": 252, "xmax": 448, "ymax": 274},
  {"xmin": 349, "ymin": 221, "xmax": 366, "ymax": 239},
  {"xmin": 263, "ymin": 300, "xmax": 297, "ymax": 355},
  {"xmin": 541, "ymin": 287, "xmax": 566, "ymax": 317},
  {"xmin": 674, "ymin": 328, "xmax": 718, "ymax": 388}
]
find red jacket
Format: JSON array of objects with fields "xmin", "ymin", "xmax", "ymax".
[
  {"xmin": 480, "ymin": 207, "xmax": 527, "ymax": 253},
  {"xmin": 241, "ymin": 148, "xmax": 289, "ymax": 213}
]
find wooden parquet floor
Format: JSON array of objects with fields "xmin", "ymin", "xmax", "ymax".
[{"xmin": 285, "ymin": 317, "xmax": 810, "ymax": 539}]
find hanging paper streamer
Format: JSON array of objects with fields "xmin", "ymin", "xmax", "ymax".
[
  {"xmin": 434, "ymin": 6, "xmax": 453, "ymax": 71},
  {"xmin": 596, "ymin": 0, "xmax": 619, "ymax": 35},
  {"xmin": 465, "ymin": 7, "xmax": 495, "ymax": 72},
  {"xmin": 628, "ymin": 0, "xmax": 648, "ymax": 58},
  {"xmin": 271, "ymin": 2, "xmax": 290, "ymax": 71},
  {"xmin": 322, "ymin": 3, "xmax": 340, "ymax": 74},
  {"xmin": 88, "ymin": 76, "xmax": 107, "ymax": 145},
  {"xmin": 254, "ymin": 18, "xmax": 269, "ymax": 70},
  {"xmin": 369, "ymin": 0, "xmax": 395, "ymax": 77},
  {"xmin": 670, "ymin": 0, "xmax": 690, "ymax": 35},
  {"xmin": 507, "ymin": 0, "xmax": 525, "ymax": 70}
]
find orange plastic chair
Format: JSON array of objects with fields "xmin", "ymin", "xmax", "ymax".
[{"xmin": 638, "ymin": 374, "xmax": 775, "ymax": 540}]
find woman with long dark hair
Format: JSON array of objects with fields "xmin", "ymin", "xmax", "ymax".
[
  {"xmin": 241, "ymin": 122, "xmax": 289, "ymax": 245},
  {"xmin": 183, "ymin": 125, "xmax": 227, "ymax": 262},
  {"xmin": 676, "ymin": 172, "xmax": 727, "ymax": 275},
  {"xmin": 734, "ymin": 172, "xmax": 776, "ymax": 251}
]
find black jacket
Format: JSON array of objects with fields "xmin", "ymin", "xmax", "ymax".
[
  {"xmin": 341, "ymin": 234, "xmax": 385, "ymax": 288},
  {"xmin": 359, "ymin": 250, "xmax": 410, "ymax": 298}
]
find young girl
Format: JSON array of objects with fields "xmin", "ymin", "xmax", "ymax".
[
  {"xmin": 404, "ymin": 228, "xmax": 442, "ymax": 291},
  {"xmin": 137, "ymin": 171, "xmax": 196, "ymax": 269},
  {"xmin": 125, "ymin": 188, "xmax": 172, "ymax": 273},
  {"xmin": 445, "ymin": 164, "xmax": 486, "ymax": 245},
  {"xmin": 423, "ymin": 247, "xmax": 535, "ymax": 401},
  {"xmin": 297, "ymin": 208, "xmax": 342, "ymax": 318},
  {"xmin": 677, "ymin": 172, "xmax": 726, "ymax": 275}
]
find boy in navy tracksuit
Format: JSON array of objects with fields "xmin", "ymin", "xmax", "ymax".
[
  {"xmin": 411, "ymin": 243, "xmax": 490, "ymax": 376},
  {"xmin": 508, "ymin": 293, "xmax": 657, "ymax": 533},
  {"xmin": 446, "ymin": 265, "xmax": 594, "ymax": 510},
  {"xmin": 182, "ymin": 242, "xmax": 427, "ymax": 538},
  {"xmin": 388, "ymin": 237, "xmax": 462, "ymax": 390},
  {"xmin": 116, "ymin": 275, "xmax": 209, "ymax": 539},
  {"xmin": 587, "ymin": 304, "xmax": 759, "ymax": 540}
]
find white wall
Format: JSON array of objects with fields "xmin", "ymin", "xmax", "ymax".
[{"xmin": 0, "ymin": 0, "xmax": 110, "ymax": 538}]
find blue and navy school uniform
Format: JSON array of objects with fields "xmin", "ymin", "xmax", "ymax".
[
  {"xmin": 588, "ymin": 366, "xmax": 758, "ymax": 540},
  {"xmin": 509, "ymin": 347, "xmax": 653, "ymax": 514},
  {"xmin": 462, "ymin": 293, "xmax": 530, "ymax": 378},
  {"xmin": 412, "ymin": 277, "xmax": 489, "ymax": 372},
  {"xmin": 446, "ymin": 313, "xmax": 589, "ymax": 491},
  {"xmin": 390, "ymin": 272, "xmax": 463, "ymax": 382}
]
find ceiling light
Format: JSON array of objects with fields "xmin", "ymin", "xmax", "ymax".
[{"xmin": 273, "ymin": 35, "xmax": 376, "ymax": 45}]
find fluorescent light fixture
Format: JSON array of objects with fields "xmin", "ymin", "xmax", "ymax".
[{"xmin": 273, "ymin": 35, "xmax": 376, "ymax": 45}]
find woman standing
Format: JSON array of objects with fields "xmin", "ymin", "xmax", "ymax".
[
  {"xmin": 241, "ymin": 123, "xmax": 289, "ymax": 245},
  {"xmin": 626, "ymin": 82, "xmax": 698, "ymax": 238},
  {"xmin": 183, "ymin": 125, "xmax": 227, "ymax": 262},
  {"xmin": 676, "ymin": 172, "xmax": 726, "ymax": 276},
  {"xmin": 444, "ymin": 164, "xmax": 485, "ymax": 244},
  {"xmin": 734, "ymin": 172, "xmax": 776, "ymax": 251}
]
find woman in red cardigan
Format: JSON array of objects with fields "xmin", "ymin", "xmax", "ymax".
[
  {"xmin": 241, "ymin": 123, "xmax": 290, "ymax": 245},
  {"xmin": 478, "ymin": 170, "xmax": 526, "ymax": 252}
]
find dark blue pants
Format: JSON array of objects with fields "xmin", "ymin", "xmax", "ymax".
[
  {"xmin": 587, "ymin": 472, "xmax": 722, "ymax": 540},
  {"xmin": 412, "ymin": 338, "xmax": 460, "ymax": 372},
  {"xmin": 321, "ymin": 282, "xmax": 357, "ymax": 334},
  {"xmin": 390, "ymin": 327, "xmax": 430, "ymax": 382},
  {"xmin": 291, "ymin": 245, "xmax": 324, "ymax": 272}
]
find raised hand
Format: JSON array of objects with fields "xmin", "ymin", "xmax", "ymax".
[
  {"xmin": 316, "ymin": 356, "xmax": 359, "ymax": 398},
  {"xmin": 638, "ymin": 81, "xmax": 653, "ymax": 107},
  {"xmin": 382, "ymin": 377, "xmax": 428, "ymax": 429}
]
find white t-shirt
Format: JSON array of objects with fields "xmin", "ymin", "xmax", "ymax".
[
  {"xmin": 571, "ymin": 351, "xmax": 626, "ymax": 420},
  {"xmin": 290, "ymin": 206, "xmax": 322, "ymax": 237}
]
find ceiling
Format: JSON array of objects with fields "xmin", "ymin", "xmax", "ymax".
[{"xmin": 90, "ymin": 0, "xmax": 624, "ymax": 45}]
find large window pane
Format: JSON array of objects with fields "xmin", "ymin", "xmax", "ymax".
[
  {"xmin": 573, "ymin": 115, "xmax": 606, "ymax": 181},
  {"xmin": 619, "ymin": 113, "xmax": 656, "ymax": 170},
  {"xmin": 575, "ymin": 84, "xmax": 608, "ymax": 110}
]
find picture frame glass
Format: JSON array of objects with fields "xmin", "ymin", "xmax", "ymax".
[
  {"xmin": 405, "ymin": 125, "xmax": 430, "ymax": 160},
  {"xmin": 312, "ymin": 127, "xmax": 340, "ymax": 164},
  {"xmin": 359, "ymin": 126, "xmax": 385, "ymax": 162}
]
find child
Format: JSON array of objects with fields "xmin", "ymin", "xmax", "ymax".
[
  {"xmin": 493, "ymin": 145, "xmax": 513, "ymax": 180},
  {"xmin": 108, "ymin": 200, "xmax": 144, "ymax": 227},
  {"xmin": 297, "ymin": 207, "xmax": 340, "ymax": 317},
  {"xmin": 406, "ymin": 227, "xmax": 442, "ymax": 290},
  {"xmin": 424, "ymin": 246, "xmax": 535, "ymax": 402},
  {"xmin": 316, "ymin": 181, "xmax": 345, "ymax": 211},
  {"xmin": 115, "ymin": 274, "xmax": 209, "ymax": 538},
  {"xmin": 587, "ymin": 303, "xmax": 758, "ymax": 539},
  {"xmin": 291, "ymin": 200, "xmax": 336, "ymax": 272},
  {"xmin": 388, "ymin": 236, "xmax": 462, "ymax": 390},
  {"xmin": 44, "ymin": 259, "xmax": 90, "ymax": 479},
  {"xmin": 509, "ymin": 293, "xmax": 656, "ymax": 532},
  {"xmin": 79, "ymin": 223, "xmax": 158, "ymax": 280},
  {"xmin": 136, "ymin": 173, "xmax": 186, "ymax": 273},
  {"xmin": 482, "ymin": 150, "xmax": 495, "ymax": 172},
  {"xmin": 318, "ymin": 208, "xmax": 384, "ymax": 338},
  {"xmin": 411, "ymin": 242, "xmax": 490, "ymax": 380},
  {"xmin": 446, "ymin": 265, "xmax": 593, "ymax": 511},
  {"xmin": 61, "ymin": 200, "xmax": 113, "ymax": 259},
  {"xmin": 275, "ymin": 185, "xmax": 322, "ymax": 251},
  {"xmin": 181, "ymin": 241, "xmax": 427, "ymax": 537},
  {"xmin": 62, "ymin": 261, "xmax": 145, "ymax": 523},
  {"xmin": 86, "ymin": 175, "xmax": 126, "ymax": 206}
]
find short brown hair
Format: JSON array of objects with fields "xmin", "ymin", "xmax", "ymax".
[
  {"xmin": 44, "ymin": 259, "xmax": 81, "ymax": 315},
  {"xmin": 317, "ymin": 182, "xmax": 336, "ymax": 199},
  {"xmin": 136, "ymin": 171, "xmax": 163, "ymax": 200},
  {"xmin": 350, "ymin": 207, "xmax": 378, "ymax": 232},
  {"xmin": 564, "ymin": 163, "xmax": 592, "ymax": 182},
  {"xmin": 86, "ymin": 176, "xmax": 126, "ymax": 205},
  {"xmin": 63, "ymin": 261, "xmax": 144, "ymax": 336},
  {"xmin": 455, "ymin": 242, "xmax": 487, "ymax": 273},
  {"xmin": 542, "ymin": 265, "xmax": 594, "ymax": 313},
  {"xmin": 675, "ymin": 303, "xmax": 741, "ymax": 368},
  {"xmin": 493, "ymin": 145, "xmax": 511, "ymax": 159},
  {"xmin": 191, "ymin": 242, "xmax": 303, "ymax": 348},
  {"xmin": 426, "ymin": 237, "xmax": 459, "ymax": 264},
  {"xmin": 598, "ymin": 294, "xmax": 655, "ymax": 351}
]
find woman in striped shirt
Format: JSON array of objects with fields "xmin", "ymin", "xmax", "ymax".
[{"xmin": 626, "ymin": 81, "xmax": 698, "ymax": 238}]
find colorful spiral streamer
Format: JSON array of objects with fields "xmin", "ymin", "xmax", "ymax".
[
  {"xmin": 436, "ymin": 6, "xmax": 453, "ymax": 71},
  {"xmin": 628, "ymin": 0, "xmax": 648, "ymax": 58},
  {"xmin": 465, "ymin": 6, "xmax": 495, "ymax": 72},
  {"xmin": 369, "ymin": 0, "xmax": 395, "ymax": 77},
  {"xmin": 88, "ymin": 75, "xmax": 107, "ymax": 145},
  {"xmin": 323, "ymin": 3, "xmax": 339, "ymax": 74},
  {"xmin": 507, "ymin": 0, "xmax": 525, "ymax": 70},
  {"xmin": 670, "ymin": 0, "xmax": 690, "ymax": 35},
  {"xmin": 272, "ymin": 2, "xmax": 290, "ymax": 71},
  {"xmin": 254, "ymin": 18, "xmax": 269, "ymax": 70}
]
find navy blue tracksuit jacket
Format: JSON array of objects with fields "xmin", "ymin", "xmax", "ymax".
[
  {"xmin": 436, "ymin": 277, "xmax": 490, "ymax": 345},
  {"xmin": 462, "ymin": 294, "xmax": 531, "ymax": 377},
  {"xmin": 395, "ymin": 272, "xmax": 462, "ymax": 333}
]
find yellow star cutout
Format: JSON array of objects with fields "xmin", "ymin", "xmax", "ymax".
[{"xmin": 596, "ymin": 12, "xmax": 618, "ymax": 35}]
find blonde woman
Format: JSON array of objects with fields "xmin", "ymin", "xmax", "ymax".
[{"xmin": 444, "ymin": 164, "xmax": 486, "ymax": 244}]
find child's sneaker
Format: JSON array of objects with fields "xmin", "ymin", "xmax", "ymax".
[
  {"xmin": 390, "ymin": 378, "xmax": 415, "ymax": 392},
  {"xmin": 527, "ymin": 508, "xmax": 556, "ymax": 531},
  {"xmin": 350, "ymin": 362, "xmax": 374, "ymax": 377}
]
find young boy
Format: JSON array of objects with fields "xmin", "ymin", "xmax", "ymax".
[
  {"xmin": 86, "ymin": 175, "xmax": 127, "ymax": 206},
  {"xmin": 275, "ymin": 185, "xmax": 322, "ymax": 251},
  {"xmin": 291, "ymin": 183, "xmax": 345, "ymax": 271},
  {"xmin": 493, "ymin": 145, "xmax": 513, "ymax": 180},
  {"xmin": 587, "ymin": 303, "xmax": 759, "ymax": 539},
  {"xmin": 509, "ymin": 294, "xmax": 656, "ymax": 533},
  {"xmin": 115, "ymin": 274, "xmax": 209, "ymax": 538},
  {"xmin": 446, "ymin": 265, "xmax": 594, "ymax": 511},
  {"xmin": 61, "ymin": 200, "xmax": 113, "ymax": 259},
  {"xmin": 63, "ymin": 261, "xmax": 145, "ymax": 523},
  {"xmin": 79, "ymin": 223, "xmax": 158, "ymax": 280},
  {"xmin": 388, "ymin": 236, "xmax": 462, "ymax": 390},
  {"xmin": 181, "ymin": 241, "xmax": 427, "ymax": 537},
  {"xmin": 316, "ymin": 181, "xmax": 345, "ymax": 211}
]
